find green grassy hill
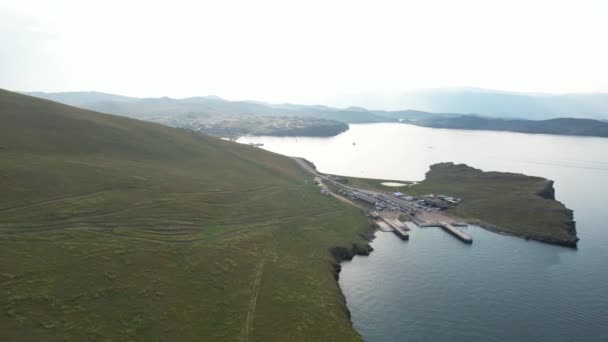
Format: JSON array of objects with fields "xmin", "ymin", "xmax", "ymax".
[
  {"xmin": 0, "ymin": 89, "xmax": 370, "ymax": 341},
  {"xmin": 409, "ymin": 163, "xmax": 577, "ymax": 246}
]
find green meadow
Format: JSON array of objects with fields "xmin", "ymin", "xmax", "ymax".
[{"xmin": 0, "ymin": 90, "xmax": 370, "ymax": 341}]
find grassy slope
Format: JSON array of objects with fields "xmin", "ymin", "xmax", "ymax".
[
  {"xmin": 409, "ymin": 163, "xmax": 577, "ymax": 245},
  {"xmin": 0, "ymin": 90, "xmax": 370, "ymax": 341}
]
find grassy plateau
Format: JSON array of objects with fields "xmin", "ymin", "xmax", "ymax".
[
  {"xmin": 328, "ymin": 163, "xmax": 577, "ymax": 246},
  {"xmin": 0, "ymin": 90, "xmax": 371, "ymax": 341},
  {"xmin": 408, "ymin": 163, "xmax": 577, "ymax": 246}
]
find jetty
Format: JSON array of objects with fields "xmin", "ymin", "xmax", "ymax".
[
  {"xmin": 381, "ymin": 217, "xmax": 409, "ymax": 240},
  {"xmin": 375, "ymin": 220, "xmax": 393, "ymax": 232},
  {"xmin": 410, "ymin": 215, "xmax": 437, "ymax": 227},
  {"xmin": 391, "ymin": 225, "xmax": 410, "ymax": 240},
  {"xmin": 439, "ymin": 222, "xmax": 473, "ymax": 243}
]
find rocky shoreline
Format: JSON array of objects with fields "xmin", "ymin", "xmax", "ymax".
[{"xmin": 409, "ymin": 163, "xmax": 579, "ymax": 247}]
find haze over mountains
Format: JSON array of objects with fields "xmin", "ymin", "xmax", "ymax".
[
  {"xmin": 325, "ymin": 88, "xmax": 608, "ymax": 120},
  {"xmin": 24, "ymin": 89, "xmax": 608, "ymax": 138},
  {"xmin": 27, "ymin": 88, "xmax": 608, "ymax": 121},
  {"xmin": 24, "ymin": 91, "xmax": 401, "ymax": 123}
]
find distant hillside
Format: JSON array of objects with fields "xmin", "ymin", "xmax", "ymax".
[
  {"xmin": 26, "ymin": 91, "xmax": 390, "ymax": 123},
  {"xmin": 26, "ymin": 91, "xmax": 137, "ymax": 106},
  {"xmin": 24, "ymin": 91, "xmax": 608, "ymax": 138},
  {"xmin": 0, "ymin": 89, "xmax": 370, "ymax": 341},
  {"xmin": 172, "ymin": 115, "xmax": 349, "ymax": 138},
  {"xmin": 326, "ymin": 88, "xmax": 608, "ymax": 120},
  {"xmin": 412, "ymin": 116, "xmax": 608, "ymax": 138}
]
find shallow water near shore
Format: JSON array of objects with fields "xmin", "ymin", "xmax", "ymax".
[{"xmin": 239, "ymin": 123, "xmax": 608, "ymax": 341}]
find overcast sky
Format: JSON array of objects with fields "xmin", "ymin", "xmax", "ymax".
[{"xmin": 1, "ymin": 0, "xmax": 607, "ymax": 102}]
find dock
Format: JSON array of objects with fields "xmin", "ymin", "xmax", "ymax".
[
  {"xmin": 293, "ymin": 157, "xmax": 469, "ymax": 244},
  {"xmin": 408, "ymin": 216, "xmax": 472, "ymax": 243},
  {"xmin": 439, "ymin": 222, "xmax": 473, "ymax": 243},
  {"xmin": 384, "ymin": 218, "xmax": 411, "ymax": 231},
  {"xmin": 375, "ymin": 220, "xmax": 393, "ymax": 232},
  {"xmin": 381, "ymin": 217, "xmax": 409, "ymax": 240},
  {"xmin": 410, "ymin": 215, "xmax": 438, "ymax": 228}
]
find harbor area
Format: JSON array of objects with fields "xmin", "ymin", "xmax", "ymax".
[
  {"xmin": 371, "ymin": 210, "xmax": 472, "ymax": 244},
  {"xmin": 293, "ymin": 157, "xmax": 473, "ymax": 244}
]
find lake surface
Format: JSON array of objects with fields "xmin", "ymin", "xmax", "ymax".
[{"xmin": 239, "ymin": 123, "xmax": 608, "ymax": 341}]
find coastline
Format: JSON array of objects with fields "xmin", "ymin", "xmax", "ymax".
[
  {"xmin": 293, "ymin": 156, "xmax": 579, "ymax": 338},
  {"xmin": 330, "ymin": 225, "xmax": 377, "ymax": 328},
  {"xmin": 207, "ymin": 120, "xmax": 350, "ymax": 140},
  {"xmin": 328, "ymin": 215, "xmax": 577, "ymax": 340},
  {"xmin": 295, "ymin": 156, "xmax": 578, "ymax": 249},
  {"xmin": 461, "ymin": 218, "xmax": 578, "ymax": 248},
  {"xmin": 298, "ymin": 158, "xmax": 578, "ymax": 247}
]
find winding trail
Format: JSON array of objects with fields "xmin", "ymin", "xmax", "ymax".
[{"xmin": 243, "ymin": 241, "xmax": 276, "ymax": 342}]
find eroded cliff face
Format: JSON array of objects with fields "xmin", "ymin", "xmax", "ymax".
[
  {"xmin": 533, "ymin": 180, "xmax": 578, "ymax": 246},
  {"xmin": 536, "ymin": 180, "xmax": 556, "ymax": 200},
  {"xmin": 330, "ymin": 227, "xmax": 376, "ymax": 326}
]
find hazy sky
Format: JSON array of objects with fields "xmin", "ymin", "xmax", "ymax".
[{"xmin": 1, "ymin": 0, "xmax": 607, "ymax": 102}]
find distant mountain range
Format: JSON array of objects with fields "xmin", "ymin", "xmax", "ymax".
[
  {"xmin": 24, "ymin": 91, "xmax": 389, "ymax": 123},
  {"xmin": 325, "ymin": 88, "xmax": 608, "ymax": 120},
  {"xmin": 23, "ymin": 90, "xmax": 608, "ymax": 138}
]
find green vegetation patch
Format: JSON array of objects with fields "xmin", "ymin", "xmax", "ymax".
[
  {"xmin": 409, "ymin": 163, "xmax": 577, "ymax": 246},
  {"xmin": 0, "ymin": 90, "xmax": 370, "ymax": 341}
]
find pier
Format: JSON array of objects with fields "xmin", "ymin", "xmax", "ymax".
[
  {"xmin": 439, "ymin": 222, "xmax": 473, "ymax": 243},
  {"xmin": 391, "ymin": 225, "xmax": 410, "ymax": 240},
  {"xmin": 381, "ymin": 217, "xmax": 409, "ymax": 240},
  {"xmin": 292, "ymin": 157, "xmax": 471, "ymax": 244},
  {"xmin": 410, "ymin": 215, "xmax": 438, "ymax": 228},
  {"xmin": 375, "ymin": 220, "xmax": 393, "ymax": 232}
]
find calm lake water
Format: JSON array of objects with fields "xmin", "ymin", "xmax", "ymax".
[{"xmin": 239, "ymin": 123, "xmax": 608, "ymax": 342}]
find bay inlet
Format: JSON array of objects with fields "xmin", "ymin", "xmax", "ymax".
[{"xmin": 239, "ymin": 123, "xmax": 608, "ymax": 342}]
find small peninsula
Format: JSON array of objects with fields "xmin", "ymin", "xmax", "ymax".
[
  {"xmin": 327, "ymin": 163, "xmax": 578, "ymax": 247},
  {"xmin": 411, "ymin": 163, "xmax": 577, "ymax": 246}
]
